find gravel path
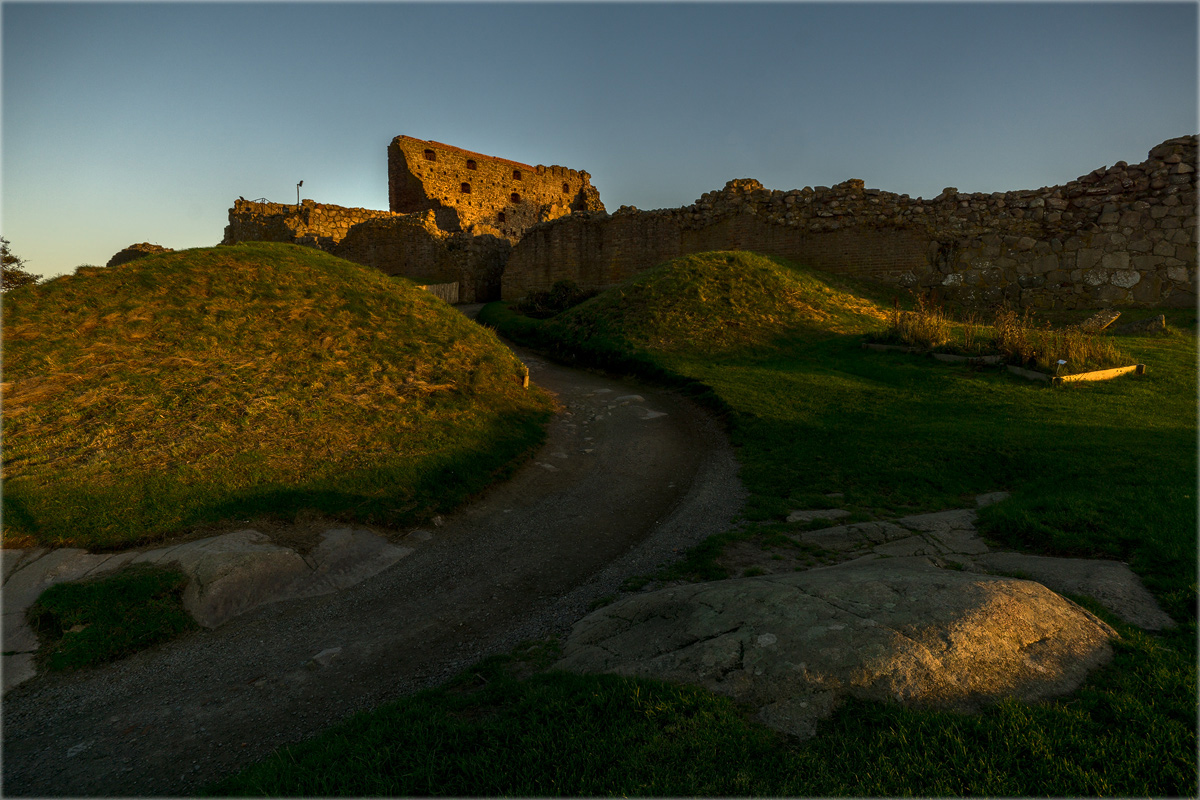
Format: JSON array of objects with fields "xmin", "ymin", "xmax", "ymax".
[{"xmin": 1, "ymin": 335, "xmax": 745, "ymax": 796}]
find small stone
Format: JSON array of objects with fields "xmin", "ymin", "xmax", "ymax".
[
  {"xmin": 1112, "ymin": 314, "xmax": 1166, "ymax": 335},
  {"xmin": 1074, "ymin": 310, "xmax": 1120, "ymax": 331},
  {"xmin": 786, "ymin": 508, "xmax": 851, "ymax": 524},
  {"xmin": 66, "ymin": 741, "xmax": 93, "ymax": 758},
  {"xmin": 975, "ymin": 492, "xmax": 1011, "ymax": 508},
  {"xmin": 308, "ymin": 647, "xmax": 342, "ymax": 668},
  {"xmin": 1110, "ymin": 270, "xmax": 1141, "ymax": 289}
]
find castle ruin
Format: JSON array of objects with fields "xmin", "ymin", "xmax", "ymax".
[
  {"xmin": 387, "ymin": 136, "xmax": 604, "ymax": 239},
  {"xmin": 223, "ymin": 134, "xmax": 1196, "ymax": 309},
  {"xmin": 223, "ymin": 136, "xmax": 604, "ymax": 302}
]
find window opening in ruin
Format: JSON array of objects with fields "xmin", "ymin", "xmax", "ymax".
[
  {"xmin": 497, "ymin": 212, "xmax": 506, "ymax": 223},
  {"xmin": 466, "ymin": 159, "xmax": 477, "ymax": 170},
  {"xmin": 461, "ymin": 183, "xmax": 471, "ymax": 193},
  {"xmin": 563, "ymin": 183, "xmax": 570, "ymax": 193},
  {"xmin": 424, "ymin": 149, "xmax": 436, "ymax": 161},
  {"xmin": 513, "ymin": 169, "xmax": 522, "ymax": 180},
  {"xmin": 511, "ymin": 193, "xmax": 521, "ymax": 203}
]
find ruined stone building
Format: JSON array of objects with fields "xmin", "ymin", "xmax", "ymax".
[
  {"xmin": 387, "ymin": 136, "xmax": 603, "ymax": 240},
  {"xmin": 222, "ymin": 136, "xmax": 605, "ymax": 302},
  {"xmin": 222, "ymin": 133, "xmax": 1196, "ymax": 309}
]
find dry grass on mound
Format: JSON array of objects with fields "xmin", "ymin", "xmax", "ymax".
[
  {"xmin": 3, "ymin": 243, "xmax": 552, "ymax": 549},
  {"xmin": 554, "ymin": 251, "xmax": 890, "ymax": 357}
]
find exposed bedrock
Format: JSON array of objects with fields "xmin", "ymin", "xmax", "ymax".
[{"xmin": 555, "ymin": 559, "xmax": 1117, "ymax": 740}]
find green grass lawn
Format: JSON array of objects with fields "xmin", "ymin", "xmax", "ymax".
[
  {"xmin": 211, "ymin": 251, "xmax": 1196, "ymax": 796},
  {"xmin": 2, "ymin": 242, "xmax": 554, "ymax": 551}
]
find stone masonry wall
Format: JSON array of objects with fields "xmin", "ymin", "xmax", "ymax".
[
  {"xmin": 388, "ymin": 135, "xmax": 605, "ymax": 242},
  {"xmin": 222, "ymin": 136, "xmax": 607, "ymax": 303},
  {"xmin": 222, "ymin": 201, "xmax": 507, "ymax": 303},
  {"xmin": 222, "ymin": 199, "xmax": 400, "ymax": 250},
  {"xmin": 331, "ymin": 214, "xmax": 511, "ymax": 304},
  {"xmin": 504, "ymin": 137, "xmax": 1197, "ymax": 309}
]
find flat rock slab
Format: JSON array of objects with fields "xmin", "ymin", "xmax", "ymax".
[
  {"xmin": 2, "ymin": 528, "xmax": 413, "ymax": 691},
  {"xmin": 134, "ymin": 528, "xmax": 413, "ymax": 628},
  {"xmin": 896, "ymin": 508, "xmax": 979, "ymax": 533},
  {"xmin": 795, "ymin": 520, "xmax": 912, "ymax": 551},
  {"xmin": 1076, "ymin": 309, "xmax": 1122, "ymax": 331},
  {"xmin": 780, "ymin": 501, "xmax": 1172, "ymax": 633},
  {"xmin": 786, "ymin": 509, "xmax": 851, "ymax": 524},
  {"xmin": 967, "ymin": 552, "xmax": 1175, "ymax": 631},
  {"xmin": 556, "ymin": 560, "xmax": 1116, "ymax": 740},
  {"xmin": 138, "ymin": 531, "xmax": 316, "ymax": 629}
]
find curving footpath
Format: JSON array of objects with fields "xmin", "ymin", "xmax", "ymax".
[{"xmin": 1, "ymin": 339, "xmax": 745, "ymax": 797}]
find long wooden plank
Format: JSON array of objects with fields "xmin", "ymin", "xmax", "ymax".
[{"xmin": 1055, "ymin": 364, "xmax": 1145, "ymax": 385}]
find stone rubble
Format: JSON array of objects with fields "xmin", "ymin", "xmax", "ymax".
[{"xmin": 105, "ymin": 242, "xmax": 174, "ymax": 268}]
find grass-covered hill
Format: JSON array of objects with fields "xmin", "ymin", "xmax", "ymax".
[
  {"xmin": 3, "ymin": 242, "xmax": 554, "ymax": 550},
  {"xmin": 496, "ymin": 251, "xmax": 890, "ymax": 368}
]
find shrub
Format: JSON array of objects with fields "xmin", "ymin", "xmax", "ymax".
[
  {"xmin": 993, "ymin": 305, "xmax": 1126, "ymax": 372},
  {"xmin": 887, "ymin": 295, "xmax": 951, "ymax": 350}
]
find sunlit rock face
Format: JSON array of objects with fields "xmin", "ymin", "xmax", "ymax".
[{"xmin": 556, "ymin": 558, "xmax": 1116, "ymax": 740}]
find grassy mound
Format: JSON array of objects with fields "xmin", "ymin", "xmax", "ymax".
[
  {"xmin": 542, "ymin": 250, "xmax": 889, "ymax": 359},
  {"xmin": 3, "ymin": 242, "xmax": 553, "ymax": 550}
]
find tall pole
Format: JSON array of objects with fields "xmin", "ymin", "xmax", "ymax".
[{"xmin": 297, "ymin": 180, "xmax": 303, "ymax": 207}]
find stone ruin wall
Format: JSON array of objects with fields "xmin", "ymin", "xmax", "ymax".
[
  {"xmin": 504, "ymin": 136, "xmax": 1197, "ymax": 309},
  {"xmin": 387, "ymin": 136, "xmax": 605, "ymax": 241},
  {"xmin": 223, "ymin": 199, "xmax": 399, "ymax": 250},
  {"xmin": 222, "ymin": 200, "xmax": 508, "ymax": 302},
  {"xmin": 221, "ymin": 136, "xmax": 604, "ymax": 302}
]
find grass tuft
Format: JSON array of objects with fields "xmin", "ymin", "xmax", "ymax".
[
  {"xmin": 879, "ymin": 298, "xmax": 1131, "ymax": 373},
  {"xmin": 27, "ymin": 563, "xmax": 198, "ymax": 670}
]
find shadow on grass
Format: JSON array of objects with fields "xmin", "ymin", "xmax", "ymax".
[{"xmin": 6, "ymin": 411, "xmax": 550, "ymax": 552}]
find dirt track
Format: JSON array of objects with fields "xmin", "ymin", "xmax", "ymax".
[{"xmin": 1, "ymin": 340, "xmax": 744, "ymax": 796}]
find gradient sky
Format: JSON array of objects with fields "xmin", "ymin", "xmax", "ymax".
[{"xmin": 3, "ymin": 1, "xmax": 1197, "ymax": 279}]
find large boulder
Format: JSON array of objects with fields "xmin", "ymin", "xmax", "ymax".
[{"xmin": 555, "ymin": 558, "xmax": 1116, "ymax": 740}]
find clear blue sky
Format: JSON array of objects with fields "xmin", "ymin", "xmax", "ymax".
[{"xmin": 3, "ymin": 1, "xmax": 1197, "ymax": 279}]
